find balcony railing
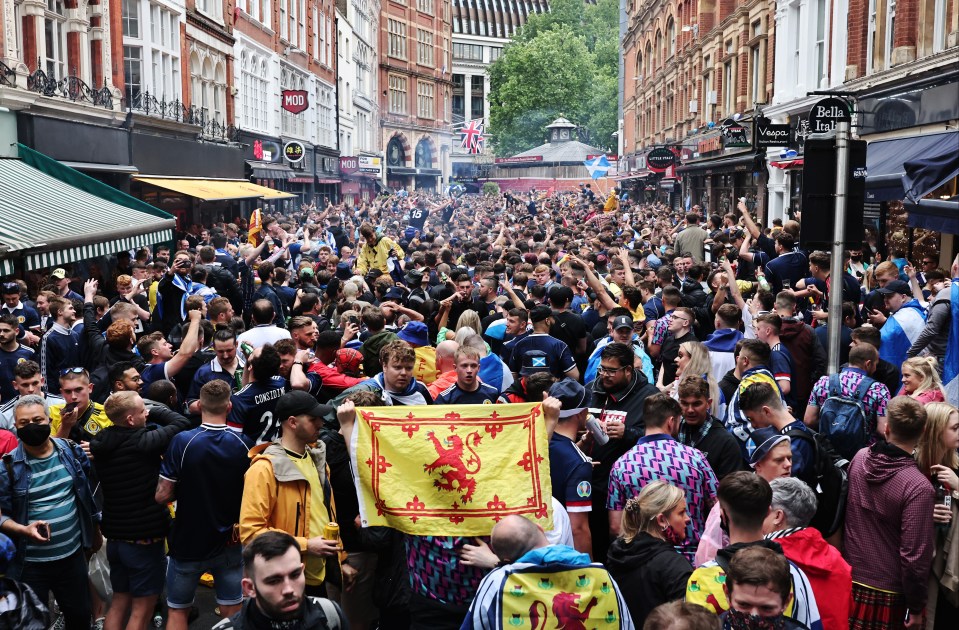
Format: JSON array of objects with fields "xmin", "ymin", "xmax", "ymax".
[
  {"xmin": 26, "ymin": 67, "xmax": 114, "ymax": 109},
  {"xmin": 0, "ymin": 60, "xmax": 16, "ymax": 87},
  {"xmin": 126, "ymin": 91, "xmax": 239, "ymax": 142}
]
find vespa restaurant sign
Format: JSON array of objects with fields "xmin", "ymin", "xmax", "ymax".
[
  {"xmin": 755, "ymin": 123, "xmax": 793, "ymax": 148},
  {"xmin": 281, "ymin": 89, "xmax": 309, "ymax": 115}
]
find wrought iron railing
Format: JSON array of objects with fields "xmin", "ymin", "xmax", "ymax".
[
  {"xmin": 0, "ymin": 60, "xmax": 16, "ymax": 87},
  {"xmin": 26, "ymin": 66, "xmax": 114, "ymax": 109},
  {"xmin": 125, "ymin": 91, "xmax": 239, "ymax": 142}
]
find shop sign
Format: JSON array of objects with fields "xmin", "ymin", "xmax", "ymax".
[
  {"xmin": 647, "ymin": 148, "xmax": 676, "ymax": 172},
  {"xmin": 358, "ymin": 156, "xmax": 383, "ymax": 175},
  {"xmin": 698, "ymin": 136, "xmax": 722, "ymax": 154},
  {"xmin": 722, "ymin": 124, "xmax": 751, "ymax": 148},
  {"xmin": 756, "ymin": 124, "xmax": 793, "ymax": 148},
  {"xmin": 281, "ymin": 89, "xmax": 309, "ymax": 114},
  {"xmin": 808, "ymin": 97, "xmax": 851, "ymax": 134},
  {"xmin": 494, "ymin": 155, "xmax": 544, "ymax": 164},
  {"xmin": 340, "ymin": 156, "xmax": 359, "ymax": 174},
  {"xmin": 284, "ymin": 141, "xmax": 306, "ymax": 163},
  {"xmin": 252, "ymin": 139, "xmax": 282, "ymax": 162}
]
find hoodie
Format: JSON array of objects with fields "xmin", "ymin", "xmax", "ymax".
[
  {"xmin": 703, "ymin": 328, "xmax": 744, "ymax": 383},
  {"xmin": 606, "ymin": 533, "xmax": 692, "ymax": 627},
  {"xmin": 779, "ymin": 318, "xmax": 826, "ymax": 417},
  {"xmin": 767, "ymin": 528, "xmax": 851, "ymax": 630},
  {"xmin": 906, "ymin": 286, "xmax": 951, "ymax": 366},
  {"xmin": 843, "ymin": 441, "xmax": 935, "ymax": 610}
]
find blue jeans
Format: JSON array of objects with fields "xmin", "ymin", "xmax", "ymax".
[
  {"xmin": 166, "ymin": 545, "xmax": 243, "ymax": 608},
  {"xmin": 20, "ymin": 549, "xmax": 91, "ymax": 630}
]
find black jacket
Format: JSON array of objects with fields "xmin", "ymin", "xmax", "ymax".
[
  {"xmin": 90, "ymin": 406, "xmax": 194, "ymax": 540},
  {"xmin": 202, "ymin": 263, "xmax": 243, "ymax": 315},
  {"xmin": 213, "ymin": 596, "xmax": 344, "ymax": 630},
  {"xmin": 606, "ymin": 532, "xmax": 693, "ymax": 627},
  {"xmin": 588, "ymin": 370, "xmax": 660, "ymax": 487}
]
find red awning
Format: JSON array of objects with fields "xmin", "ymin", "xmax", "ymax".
[{"xmin": 770, "ymin": 158, "xmax": 804, "ymax": 169}]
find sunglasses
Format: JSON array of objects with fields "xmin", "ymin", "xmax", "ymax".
[{"xmin": 59, "ymin": 367, "xmax": 87, "ymax": 376}]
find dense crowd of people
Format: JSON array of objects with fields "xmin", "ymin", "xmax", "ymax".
[{"xmin": 0, "ymin": 185, "xmax": 956, "ymax": 630}]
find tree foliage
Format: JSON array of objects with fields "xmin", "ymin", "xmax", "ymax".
[{"xmin": 488, "ymin": 0, "xmax": 619, "ymax": 156}]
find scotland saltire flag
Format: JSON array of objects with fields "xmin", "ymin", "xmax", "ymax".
[
  {"xmin": 879, "ymin": 300, "xmax": 926, "ymax": 368},
  {"xmin": 584, "ymin": 155, "xmax": 611, "ymax": 179},
  {"xmin": 945, "ymin": 282, "xmax": 959, "ymax": 406}
]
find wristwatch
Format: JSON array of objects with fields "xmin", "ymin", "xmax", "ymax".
[{"xmin": 293, "ymin": 361, "xmax": 305, "ymax": 367}]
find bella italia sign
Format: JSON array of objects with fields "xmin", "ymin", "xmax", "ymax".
[{"xmin": 808, "ymin": 97, "xmax": 852, "ymax": 134}]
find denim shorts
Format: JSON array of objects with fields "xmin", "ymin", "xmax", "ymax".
[
  {"xmin": 106, "ymin": 540, "xmax": 166, "ymax": 597},
  {"xmin": 166, "ymin": 545, "xmax": 243, "ymax": 608}
]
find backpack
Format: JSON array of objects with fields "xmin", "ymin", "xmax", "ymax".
[
  {"xmin": 817, "ymin": 373, "xmax": 874, "ymax": 460},
  {"xmin": 785, "ymin": 428, "xmax": 849, "ymax": 538}
]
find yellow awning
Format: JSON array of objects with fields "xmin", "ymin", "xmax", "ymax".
[{"xmin": 134, "ymin": 177, "xmax": 295, "ymax": 201}]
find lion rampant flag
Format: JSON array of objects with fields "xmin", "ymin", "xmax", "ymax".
[
  {"xmin": 351, "ymin": 403, "xmax": 553, "ymax": 536},
  {"xmin": 248, "ymin": 208, "xmax": 264, "ymax": 246}
]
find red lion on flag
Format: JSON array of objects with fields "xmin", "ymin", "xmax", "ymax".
[{"xmin": 424, "ymin": 431, "xmax": 482, "ymax": 502}]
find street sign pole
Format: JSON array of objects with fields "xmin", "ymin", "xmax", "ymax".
[{"xmin": 827, "ymin": 120, "xmax": 850, "ymax": 375}]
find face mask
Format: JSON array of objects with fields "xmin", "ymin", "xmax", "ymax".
[
  {"xmin": 17, "ymin": 423, "xmax": 51, "ymax": 447},
  {"xmin": 719, "ymin": 514, "xmax": 730, "ymax": 537},
  {"xmin": 851, "ymin": 255, "xmax": 862, "ymax": 261},
  {"xmin": 662, "ymin": 523, "xmax": 685, "ymax": 546},
  {"xmin": 725, "ymin": 608, "xmax": 786, "ymax": 630}
]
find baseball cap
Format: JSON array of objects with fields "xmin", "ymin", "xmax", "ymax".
[
  {"xmin": 51, "ymin": 268, "xmax": 67, "ymax": 280},
  {"xmin": 876, "ymin": 279, "xmax": 912, "ymax": 296},
  {"xmin": 383, "ymin": 286, "xmax": 406, "ymax": 302},
  {"xmin": 549, "ymin": 378, "xmax": 587, "ymax": 418},
  {"xmin": 612, "ymin": 315, "xmax": 633, "ymax": 331},
  {"xmin": 520, "ymin": 350, "xmax": 551, "ymax": 376},
  {"xmin": 0, "ymin": 282, "xmax": 19, "ymax": 295},
  {"xmin": 274, "ymin": 390, "xmax": 334, "ymax": 422},
  {"xmin": 529, "ymin": 305, "xmax": 553, "ymax": 323},
  {"xmin": 745, "ymin": 427, "xmax": 791, "ymax": 468}
]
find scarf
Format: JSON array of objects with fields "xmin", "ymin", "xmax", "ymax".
[
  {"xmin": 369, "ymin": 373, "xmax": 428, "ymax": 406},
  {"xmin": 516, "ymin": 545, "xmax": 592, "ymax": 567},
  {"xmin": 156, "ymin": 273, "xmax": 193, "ymax": 321}
]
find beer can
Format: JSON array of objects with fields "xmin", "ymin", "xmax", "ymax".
[{"xmin": 323, "ymin": 522, "xmax": 340, "ymax": 541}]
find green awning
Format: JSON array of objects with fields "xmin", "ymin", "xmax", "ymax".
[{"xmin": 0, "ymin": 146, "xmax": 176, "ymax": 272}]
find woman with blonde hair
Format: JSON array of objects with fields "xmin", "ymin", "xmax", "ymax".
[
  {"xmin": 898, "ymin": 356, "xmax": 946, "ymax": 404},
  {"xmin": 606, "ymin": 480, "xmax": 693, "ymax": 627},
  {"xmin": 660, "ymin": 341, "xmax": 723, "ymax": 417},
  {"xmin": 915, "ymin": 402, "xmax": 959, "ymax": 628}
]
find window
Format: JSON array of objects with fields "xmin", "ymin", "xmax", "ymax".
[
  {"xmin": 124, "ymin": 46, "xmax": 142, "ymax": 105},
  {"xmin": 933, "ymin": 0, "xmax": 948, "ymax": 52},
  {"xmin": 122, "ymin": 0, "xmax": 139, "ymax": 38},
  {"xmin": 43, "ymin": 0, "xmax": 68, "ymax": 78},
  {"xmin": 750, "ymin": 44, "xmax": 762, "ymax": 104},
  {"xmin": 190, "ymin": 48, "xmax": 227, "ymax": 129},
  {"xmin": 316, "ymin": 86, "xmax": 335, "ymax": 148},
  {"xmin": 280, "ymin": 67, "xmax": 307, "ymax": 137},
  {"xmin": 451, "ymin": 73, "xmax": 464, "ymax": 122},
  {"xmin": 703, "ymin": 55, "xmax": 714, "ymax": 121},
  {"xmin": 655, "ymin": 31, "xmax": 663, "ymax": 67},
  {"xmin": 723, "ymin": 41, "xmax": 735, "ymax": 114},
  {"xmin": 196, "ymin": 0, "xmax": 223, "ymax": 21},
  {"xmin": 814, "ymin": 0, "xmax": 827, "ymax": 87},
  {"xmin": 884, "ymin": 0, "xmax": 895, "ymax": 70},
  {"xmin": 417, "ymin": 81, "xmax": 434, "ymax": 119},
  {"xmin": 417, "ymin": 30, "xmax": 433, "ymax": 66},
  {"xmin": 667, "ymin": 18, "xmax": 676, "ymax": 58},
  {"xmin": 417, "ymin": 0, "xmax": 433, "ymax": 14},
  {"xmin": 279, "ymin": 0, "xmax": 287, "ymax": 39},
  {"xmin": 388, "ymin": 19, "xmax": 407, "ymax": 60},
  {"xmin": 240, "ymin": 51, "xmax": 269, "ymax": 131},
  {"xmin": 792, "ymin": 3, "xmax": 802, "ymax": 85},
  {"xmin": 867, "ymin": 0, "xmax": 878, "ymax": 72},
  {"xmin": 471, "ymin": 75, "xmax": 483, "ymax": 120},
  {"xmin": 246, "ymin": 0, "xmax": 270, "ymax": 25},
  {"xmin": 489, "ymin": 47, "xmax": 501, "ymax": 62},
  {"xmin": 312, "ymin": 7, "xmax": 319, "ymax": 59},
  {"xmin": 389, "ymin": 74, "xmax": 408, "ymax": 114},
  {"xmin": 452, "ymin": 43, "xmax": 483, "ymax": 61}
]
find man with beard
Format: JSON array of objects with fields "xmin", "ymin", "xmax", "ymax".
[{"xmin": 212, "ymin": 531, "xmax": 344, "ymax": 630}]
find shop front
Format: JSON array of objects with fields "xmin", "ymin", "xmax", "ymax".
[{"xmin": 677, "ymin": 126, "xmax": 764, "ymax": 220}]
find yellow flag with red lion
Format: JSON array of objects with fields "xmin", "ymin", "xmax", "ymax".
[
  {"xmin": 350, "ymin": 403, "xmax": 553, "ymax": 536},
  {"xmin": 248, "ymin": 208, "xmax": 264, "ymax": 246}
]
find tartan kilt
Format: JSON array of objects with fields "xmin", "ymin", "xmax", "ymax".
[{"xmin": 850, "ymin": 583, "xmax": 909, "ymax": 629}]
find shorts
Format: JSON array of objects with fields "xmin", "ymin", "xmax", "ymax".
[
  {"xmin": 106, "ymin": 540, "xmax": 166, "ymax": 597},
  {"xmin": 166, "ymin": 545, "xmax": 243, "ymax": 609}
]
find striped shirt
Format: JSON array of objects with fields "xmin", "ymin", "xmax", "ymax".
[{"xmin": 24, "ymin": 452, "xmax": 82, "ymax": 562}]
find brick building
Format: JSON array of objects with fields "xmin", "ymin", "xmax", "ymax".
[
  {"xmin": 379, "ymin": 0, "xmax": 452, "ymax": 190},
  {"xmin": 622, "ymin": 0, "xmax": 777, "ymax": 215}
]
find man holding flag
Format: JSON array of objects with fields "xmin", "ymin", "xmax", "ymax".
[
  {"xmin": 943, "ymin": 255, "xmax": 959, "ymax": 406},
  {"xmin": 869, "ymin": 280, "xmax": 927, "ymax": 371}
]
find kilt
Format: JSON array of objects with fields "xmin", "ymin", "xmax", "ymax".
[{"xmin": 850, "ymin": 583, "xmax": 910, "ymax": 629}]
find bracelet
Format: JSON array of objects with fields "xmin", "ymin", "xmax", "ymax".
[{"xmin": 293, "ymin": 361, "xmax": 304, "ymax": 366}]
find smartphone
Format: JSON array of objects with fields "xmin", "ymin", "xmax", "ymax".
[
  {"xmin": 348, "ymin": 316, "xmax": 359, "ymax": 326},
  {"xmin": 37, "ymin": 522, "xmax": 50, "ymax": 540},
  {"xmin": 62, "ymin": 402, "xmax": 79, "ymax": 414}
]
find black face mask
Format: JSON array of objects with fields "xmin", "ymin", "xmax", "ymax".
[
  {"xmin": 719, "ymin": 512, "xmax": 730, "ymax": 537},
  {"xmin": 17, "ymin": 423, "xmax": 51, "ymax": 447}
]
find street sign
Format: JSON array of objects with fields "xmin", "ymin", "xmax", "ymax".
[
  {"xmin": 755, "ymin": 124, "xmax": 793, "ymax": 147},
  {"xmin": 281, "ymin": 90, "xmax": 309, "ymax": 114},
  {"xmin": 284, "ymin": 141, "xmax": 305, "ymax": 163},
  {"xmin": 808, "ymin": 97, "xmax": 851, "ymax": 134},
  {"xmin": 647, "ymin": 147, "xmax": 676, "ymax": 172}
]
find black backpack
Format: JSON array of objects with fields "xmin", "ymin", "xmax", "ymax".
[{"xmin": 785, "ymin": 428, "xmax": 850, "ymax": 537}]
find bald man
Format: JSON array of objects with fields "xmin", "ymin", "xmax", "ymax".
[
  {"xmin": 462, "ymin": 515, "xmax": 635, "ymax": 630},
  {"xmin": 427, "ymin": 340, "xmax": 460, "ymax": 399}
]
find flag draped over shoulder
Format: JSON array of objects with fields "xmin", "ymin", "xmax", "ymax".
[
  {"xmin": 248, "ymin": 208, "xmax": 264, "ymax": 246},
  {"xmin": 944, "ymin": 282, "xmax": 959, "ymax": 406},
  {"xmin": 351, "ymin": 403, "xmax": 553, "ymax": 536}
]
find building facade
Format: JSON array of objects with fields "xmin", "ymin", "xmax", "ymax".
[
  {"xmin": 622, "ymin": 0, "xmax": 777, "ymax": 215},
  {"xmin": 378, "ymin": 0, "xmax": 452, "ymax": 191},
  {"xmin": 449, "ymin": 0, "xmax": 548, "ymax": 183}
]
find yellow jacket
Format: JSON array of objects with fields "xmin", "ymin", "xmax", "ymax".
[
  {"xmin": 239, "ymin": 441, "xmax": 335, "ymax": 553},
  {"xmin": 356, "ymin": 236, "xmax": 404, "ymax": 275}
]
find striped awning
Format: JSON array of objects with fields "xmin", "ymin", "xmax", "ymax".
[
  {"xmin": 134, "ymin": 176, "xmax": 295, "ymax": 201},
  {"xmin": 0, "ymin": 158, "xmax": 176, "ymax": 271}
]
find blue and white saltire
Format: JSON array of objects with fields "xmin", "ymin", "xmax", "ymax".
[
  {"xmin": 944, "ymin": 281, "xmax": 959, "ymax": 406},
  {"xmin": 879, "ymin": 300, "xmax": 927, "ymax": 369},
  {"xmin": 584, "ymin": 155, "xmax": 611, "ymax": 180},
  {"xmin": 479, "ymin": 353, "xmax": 513, "ymax": 394},
  {"xmin": 584, "ymin": 336, "xmax": 654, "ymax": 385}
]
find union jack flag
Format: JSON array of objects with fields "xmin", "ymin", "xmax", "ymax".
[{"xmin": 460, "ymin": 119, "xmax": 485, "ymax": 154}]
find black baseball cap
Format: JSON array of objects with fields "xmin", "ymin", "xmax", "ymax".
[
  {"xmin": 876, "ymin": 280, "xmax": 912, "ymax": 296},
  {"xmin": 520, "ymin": 350, "xmax": 551, "ymax": 376},
  {"xmin": 274, "ymin": 391, "xmax": 333, "ymax": 422},
  {"xmin": 529, "ymin": 305, "xmax": 553, "ymax": 323},
  {"xmin": 612, "ymin": 315, "xmax": 634, "ymax": 330}
]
